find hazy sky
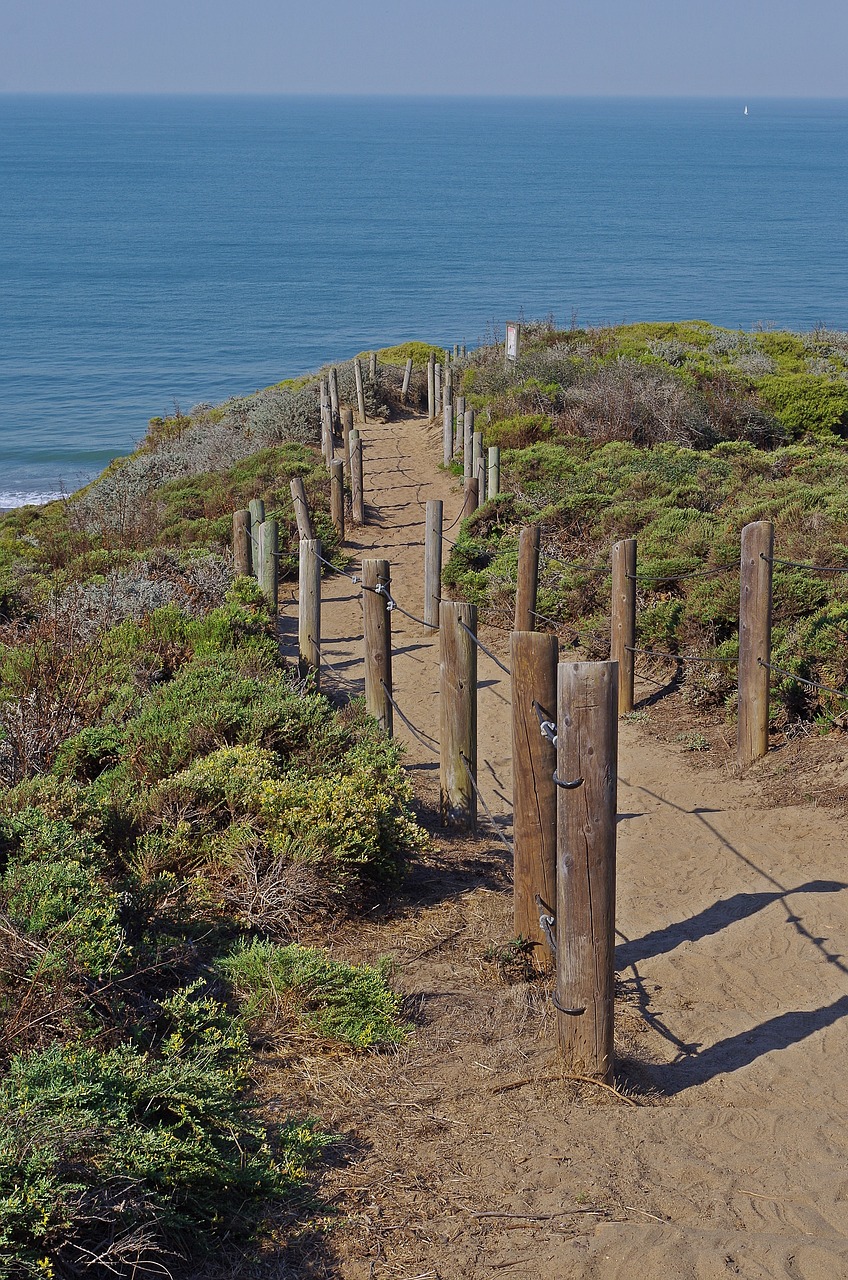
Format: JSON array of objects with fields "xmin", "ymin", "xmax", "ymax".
[{"xmin": 2, "ymin": 0, "xmax": 846, "ymax": 96}]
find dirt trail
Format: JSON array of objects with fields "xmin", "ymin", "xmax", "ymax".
[{"xmin": 275, "ymin": 412, "xmax": 848, "ymax": 1280}]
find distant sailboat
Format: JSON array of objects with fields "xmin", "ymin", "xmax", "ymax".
[{"xmin": 744, "ymin": 105, "xmax": 749, "ymax": 116}]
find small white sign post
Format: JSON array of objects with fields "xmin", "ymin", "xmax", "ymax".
[{"xmin": 505, "ymin": 321, "xmax": 521, "ymax": 366}]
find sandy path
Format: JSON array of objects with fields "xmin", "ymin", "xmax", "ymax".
[{"xmin": 277, "ymin": 412, "xmax": 848, "ymax": 1280}]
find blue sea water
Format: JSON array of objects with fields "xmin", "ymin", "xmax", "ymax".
[{"xmin": 2, "ymin": 95, "xmax": 847, "ymax": 504}]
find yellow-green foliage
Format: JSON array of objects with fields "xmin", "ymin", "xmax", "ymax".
[
  {"xmin": 375, "ymin": 341, "xmax": 446, "ymax": 367},
  {"xmin": 220, "ymin": 939, "xmax": 409, "ymax": 1048}
]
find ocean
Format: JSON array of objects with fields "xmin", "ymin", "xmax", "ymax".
[{"xmin": 2, "ymin": 95, "xmax": 847, "ymax": 504}]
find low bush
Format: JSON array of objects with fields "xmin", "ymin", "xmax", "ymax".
[{"xmin": 220, "ymin": 939, "xmax": 409, "ymax": 1049}]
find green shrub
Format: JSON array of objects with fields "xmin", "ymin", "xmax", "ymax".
[
  {"xmin": 220, "ymin": 940, "xmax": 409, "ymax": 1048},
  {"xmin": 757, "ymin": 374, "xmax": 848, "ymax": 438},
  {"xmin": 0, "ymin": 985, "xmax": 329, "ymax": 1276}
]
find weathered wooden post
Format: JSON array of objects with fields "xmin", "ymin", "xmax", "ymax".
[
  {"xmin": 461, "ymin": 344, "xmax": 466, "ymax": 357},
  {"xmin": 350, "ymin": 431, "xmax": 365, "ymax": 525},
  {"xmin": 443, "ymin": 401, "xmax": 453, "ymax": 466},
  {"xmin": 455, "ymin": 394, "xmax": 466, "ymax": 454},
  {"xmin": 463, "ymin": 408, "xmax": 474, "ymax": 478},
  {"xmin": 440, "ymin": 601, "xmax": 477, "ymax": 830},
  {"xmin": 401, "ymin": 357, "xmax": 413, "ymax": 403},
  {"xmin": 556, "ymin": 660, "xmax": 618, "ymax": 1082},
  {"xmin": 453, "ymin": 343, "xmax": 459, "ymax": 358},
  {"xmin": 362, "ymin": 558, "xmax": 393, "ymax": 734},
  {"xmin": 738, "ymin": 520, "xmax": 774, "ymax": 767},
  {"xmin": 289, "ymin": 477, "xmax": 314, "ymax": 541},
  {"xmin": 248, "ymin": 497, "xmax": 265, "ymax": 570},
  {"xmin": 610, "ymin": 538, "xmax": 637, "ymax": 715},
  {"xmin": 328, "ymin": 366, "xmax": 340, "ymax": 430},
  {"xmin": 354, "ymin": 358, "xmax": 367, "ymax": 422},
  {"xmin": 487, "ymin": 446, "xmax": 501, "ymax": 498},
  {"xmin": 472, "ymin": 429, "xmax": 484, "ymax": 478},
  {"xmin": 511, "ymin": 631, "xmax": 558, "ymax": 962},
  {"xmin": 475, "ymin": 454, "xmax": 487, "ymax": 503},
  {"xmin": 233, "ymin": 509, "xmax": 252, "ymax": 575},
  {"xmin": 435, "ymin": 361, "xmax": 442, "ymax": 414},
  {"xmin": 369, "ymin": 350, "xmax": 377, "ymax": 382},
  {"xmin": 330, "ymin": 459, "xmax": 345, "ymax": 539},
  {"xmin": 341, "ymin": 406, "xmax": 354, "ymax": 474},
  {"xmin": 424, "ymin": 499, "xmax": 443, "ymax": 630},
  {"xmin": 514, "ymin": 525, "xmax": 540, "ymax": 631},
  {"xmin": 298, "ymin": 538, "xmax": 321, "ymax": 687},
  {"xmin": 320, "ymin": 380, "xmax": 332, "ymax": 463},
  {"xmin": 461, "ymin": 476, "xmax": 479, "ymax": 520},
  {"xmin": 257, "ymin": 517, "xmax": 279, "ymax": 614},
  {"xmin": 427, "ymin": 355, "xmax": 435, "ymax": 422}
]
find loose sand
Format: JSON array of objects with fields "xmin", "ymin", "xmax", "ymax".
[{"xmin": 271, "ymin": 411, "xmax": 848, "ymax": 1280}]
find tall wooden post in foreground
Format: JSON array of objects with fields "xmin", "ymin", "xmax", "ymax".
[
  {"xmin": 556, "ymin": 660, "xmax": 618, "ymax": 1082},
  {"xmin": 487, "ymin": 446, "xmax": 501, "ymax": 498},
  {"xmin": 511, "ymin": 631, "xmax": 558, "ymax": 962},
  {"xmin": 440, "ymin": 601, "xmax": 477, "ymax": 830},
  {"xmin": 610, "ymin": 538, "xmax": 636, "ymax": 715},
  {"xmin": 514, "ymin": 525, "xmax": 540, "ymax": 631},
  {"xmin": 738, "ymin": 520, "xmax": 774, "ymax": 767},
  {"xmin": 298, "ymin": 538, "xmax": 321, "ymax": 687},
  {"xmin": 362, "ymin": 558, "xmax": 393, "ymax": 734},
  {"xmin": 424, "ymin": 500, "xmax": 443, "ymax": 630},
  {"xmin": 233, "ymin": 509, "xmax": 252, "ymax": 575},
  {"xmin": 427, "ymin": 356, "xmax": 436, "ymax": 421}
]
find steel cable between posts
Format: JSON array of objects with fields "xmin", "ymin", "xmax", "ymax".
[
  {"xmin": 457, "ymin": 621, "xmax": 511, "ymax": 676},
  {"xmin": 307, "ymin": 636, "xmax": 362, "ymax": 689},
  {"xmin": 626, "ymin": 645, "xmax": 738, "ymax": 666},
  {"xmin": 362, "ymin": 581, "xmax": 436, "ymax": 630},
  {"xmin": 765, "ymin": 555, "xmax": 848, "ymax": 574},
  {"xmin": 758, "ymin": 659, "xmax": 848, "ymax": 702},
  {"xmin": 529, "ymin": 610, "xmax": 605, "ymax": 648},
  {"xmin": 459, "ymin": 751, "xmax": 515, "ymax": 856},
  {"xmin": 314, "ymin": 550, "xmax": 361, "ymax": 584},
  {"xmin": 379, "ymin": 681, "xmax": 440, "ymax": 754}
]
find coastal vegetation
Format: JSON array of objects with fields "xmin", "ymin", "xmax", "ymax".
[
  {"xmin": 445, "ymin": 319, "xmax": 848, "ymax": 729},
  {"xmin": 0, "ymin": 361, "xmax": 422, "ymax": 1277}
]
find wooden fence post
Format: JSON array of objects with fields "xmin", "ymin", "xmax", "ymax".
[
  {"xmin": 289, "ymin": 477, "xmax": 314, "ymax": 541},
  {"xmin": 257, "ymin": 518, "xmax": 279, "ymax": 614},
  {"xmin": 350, "ymin": 431, "xmax": 365, "ymax": 524},
  {"xmin": 511, "ymin": 631, "xmax": 558, "ymax": 962},
  {"xmin": 461, "ymin": 476, "xmax": 479, "ymax": 520},
  {"xmin": 440, "ymin": 601, "xmax": 477, "ymax": 830},
  {"xmin": 328, "ymin": 366, "xmax": 340, "ymax": 430},
  {"xmin": 463, "ymin": 409, "xmax": 474, "ymax": 478},
  {"xmin": 330, "ymin": 459, "xmax": 345, "ymax": 539},
  {"xmin": 556, "ymin": 660, "xmax": 618, "ymax": 1082},
  {"xmin": 610, "ymin": 538, "xmax": 637, "ymax": 715},
  {"xmin": 354, "ymin": 358, "xmax": 367, "ymax": 423},
  {"xmin": 455, "ymin": 395, "xmax": 466, "ymax": 455},
  {"xmin": 475, "ymin": 454, "xmax": 487, "ymax": 503},
  {"xmin": 514, "ymin": 525, "xmax": 540, "ymax": 631},
  {"xmin": 472, "ymin": 430, "xmax": 483, "ymax": 478},
  {"xmin": 435, "ymin": 361, "xmax": 442, "ymax": 414},
  {"xmin": 320, "ymin": 379, "xmax": 332, "ymax": 463},
  {"xmin": 298, "ymin": 538, "xmax": 321, "ymax": 687},
  {"xmin": 427, "ymin": 355, "xmax": 435, "ymax": 421},
  {"xmin": 369, "ymin": 351, "xmax": 377, "ymax": 381},
  {"xmin": 424, "ymin": 500, "xmax": 443, "ymax": 630},
  {"xmin": 341, "ymin": 406, "xmax": 353, "ymax": 474},
  {"xmin": 401, "ymin": 357, "xmax": 413, "ymax": 403},
  {"xmin": 248, "ymin": 498, "xmax": 265, "ymax": 570},
  {"xmin": 443, "ymin": 401, "xmax": 453, "ymax": 466},
  {"xmin": 738, "ymin": 520, "xmax": 774, "ymax": 767},
  {"xmin": 461, "ymin": 344, "xmax": 466, "ymax": 357},
  {"xmin": 488, "ymin": 446, "xmax": 501, "ymax": 498},
  {"xmin": 362, "ymin": 558, "xmax": 393, "ymax": 734},
  {"xmin": 233, "ymin": 509, "xmax": 252, "ymax": 575}
]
